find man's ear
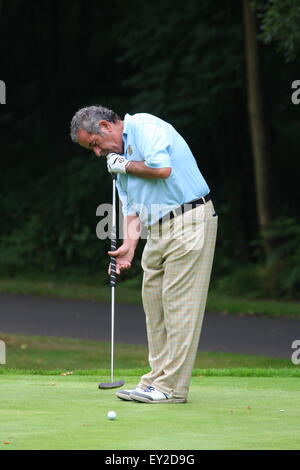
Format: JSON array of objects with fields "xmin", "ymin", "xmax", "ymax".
[{"xmin": 99, "ymin": 120, "xmax": 112, "ymax": 133}]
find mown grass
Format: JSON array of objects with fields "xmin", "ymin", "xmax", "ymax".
[
  {"xmin": 0, "ymin": 332, "xmax": 298, "ymax": 376},
  {"xmin": 1, "ymin": 368, "xmax": 300, "ymax": 378},
  {"xmin": 1, "ymin": 375, "xmax": 300, "ymax": 449},
  {"xmin": 0, "ymin": 277, "xmax": 300, "ymax": 318}
]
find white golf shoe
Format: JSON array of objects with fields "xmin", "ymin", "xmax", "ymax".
[
  {"xmin": 116, "ymin": 387, "xmax": 145, "ymax": 401},
  {"xmin": 130, "ymin": 386, "xmax": 186, "ymax": 403}
]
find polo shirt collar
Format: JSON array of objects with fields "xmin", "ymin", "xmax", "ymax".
[{"xmin": 122, "ymin": 113, "xmax": 132, "ymax": 136}]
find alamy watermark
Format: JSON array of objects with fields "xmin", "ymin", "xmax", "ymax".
[
  {"xmin": 0, "ymin": 340, "xmax": 6, "ymax": 364},
  {"xmin": 291, "ymin": 340, "xmax": 300, "ymax": 365},
  {"xmin": 291, "ymin": 80, "xmax": 300, "ymax": 105},
  {"xmin": 0, "ymin": 80, "xmax": 6, "ymax": 104},
  {"xmin": 95, "ymin": 199, "xmax": 209, "ymax": 248}
]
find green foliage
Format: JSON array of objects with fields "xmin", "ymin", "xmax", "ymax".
[
  {"xmin": 0, "ymin": 215, "xmax": 43, "ymax": 274},
  {"xmin": 0, "ymin": 0, "xmax": 299, "ymax": 299},
  {"xmin": 120, "ymin": 0, "xmax": 244, "ymax": 133},
  {"xmin": 262, "ymin": 217, "xmax": 300, "ymax": 296},
  {"xmin": 215, "ymin": 218, "xmax": 300, "ymax": 299},
  {"xmin": 253, "ymin": 0, "xmax": 300, "ymax": 62},
  {"xmin": 214, "ymin": 264, "xmax": 264, "ymax": 299},
  {"xmin": 0, "ymin": 156, "xmax": 111, "ymax": 275}
]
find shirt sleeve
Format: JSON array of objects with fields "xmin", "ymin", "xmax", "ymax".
[{"xmin": 134, "ymin": 123, "xmax": 172, "ymax": 169}]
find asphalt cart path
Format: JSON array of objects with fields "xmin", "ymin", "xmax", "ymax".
[{"xmin": 0, "ymin": 294, "xmax": 299, "ymax": 359}]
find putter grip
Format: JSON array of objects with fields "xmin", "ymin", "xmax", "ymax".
[{"xmin": 110, "ymin": 226, "xmax": 117, "ymax": 287}]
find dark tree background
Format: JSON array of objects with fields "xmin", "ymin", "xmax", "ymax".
[{"xmin": 0, "ymin": 0, "xmax": 299, "ymax": 298}]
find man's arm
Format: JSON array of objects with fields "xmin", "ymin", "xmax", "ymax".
[
  {"xmin": 126, "ymin": 161, "xmax": 171, "ymax": 179},
  {"xmin": 107, "ymin": 153, "xmax": 171, "ymax": 179},
  {"xmin": 108, "ymin": 214, "xmax": 141, "ymax": 274}
]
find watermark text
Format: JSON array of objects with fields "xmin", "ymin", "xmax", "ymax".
[
  {"xmin": 291, "ymin": 80, "xmax": 300, "ymax": 105},
  {"xmin": 0, "ymin": 80, "xmax": 6, "ymax": 104},
  {"xmin": 0, "ymin": 340, "xmax": 6, "ymax": 364},
  {"xmin": 291, "ymin": 340, "xmax": 300, "ymax": 365},
  {"xmin": 95, "ymin": 200, "xmax": 208, "ymax": 248}
]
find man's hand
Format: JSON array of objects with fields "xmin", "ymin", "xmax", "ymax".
[
  {"xmin": 108, "ymin": 243, "xmax": 135, "ymax": 275},
  {"xmin": 107, "ymin": 153, "xmax": 130, "ymax": 174}
]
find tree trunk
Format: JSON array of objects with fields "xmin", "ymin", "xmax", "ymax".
[{"xmin": 243, "ymin": 0, "xmax": 273, "ymax": 258}]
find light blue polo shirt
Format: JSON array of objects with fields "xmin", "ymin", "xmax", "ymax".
[{"xmin": 116, "ymin": 113, "xmax": 210, "ymax": 227}]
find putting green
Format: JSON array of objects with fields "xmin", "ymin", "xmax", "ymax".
[{"xmin": 1, "ymin": 374, "xmax": 300, "ymax": 450}]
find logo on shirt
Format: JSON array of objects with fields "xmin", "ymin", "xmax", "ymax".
[{"xmin": 127, "ymin": 145, "xmax": 133, "ymax": 156}]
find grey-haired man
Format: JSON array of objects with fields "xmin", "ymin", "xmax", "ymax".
[{"xmin": 70, "ymin": 105, "xmax": 218, "ymax": 403}]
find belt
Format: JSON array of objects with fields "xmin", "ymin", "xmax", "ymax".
[{"xmin": 156, "ymin": 193, "xmax": 211, "ymax": 225}]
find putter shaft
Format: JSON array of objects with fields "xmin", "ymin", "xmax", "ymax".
[{"xmin": 98, "ymin": 175, "xmax": 124, "ymax": 390}]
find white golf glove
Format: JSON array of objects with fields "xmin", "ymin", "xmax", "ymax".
[{"xmin": 106, "ymin": 153, "xmax": 130, "ymax": 174}]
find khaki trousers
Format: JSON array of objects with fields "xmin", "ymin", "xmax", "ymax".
[{"xmin": 138, "ymin": 200, "xmax": 218, "ymax": 401}]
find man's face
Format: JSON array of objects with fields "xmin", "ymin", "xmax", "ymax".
[{"xmin": 77, "ymin": 120, "xmax": 124, "ymax": 157}]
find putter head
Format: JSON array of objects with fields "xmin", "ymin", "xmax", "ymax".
[{"xmin": 98, "ymin": 380, "xmax": 125, "ymax": 390}]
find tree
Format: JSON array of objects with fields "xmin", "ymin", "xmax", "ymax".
[{"xmin": 243, "ymin": 0, "xmax": 274, "ymax": 257}]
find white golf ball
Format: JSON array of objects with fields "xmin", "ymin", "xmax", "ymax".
[{"xmin": 107, "ymin": 410, "xmax": 117, "ymax": 420}]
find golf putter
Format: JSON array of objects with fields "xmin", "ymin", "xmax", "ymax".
[{"xmin": 99, "ymin": 174, "xmax": 125, "ymax": 389}]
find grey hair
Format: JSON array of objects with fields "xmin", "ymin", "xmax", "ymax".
[{"xmin": 70, "ymin": 105, "xmax": 120, "ymax": 143}]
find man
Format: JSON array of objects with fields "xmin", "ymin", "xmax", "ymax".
[{"xmin": 70, "ymin": 105, "xmax": 218, "ymax": 403}]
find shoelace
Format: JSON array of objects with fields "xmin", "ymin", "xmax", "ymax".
[{"xmin": 144, "ymin": 386, "xmax": 169, "ymax": 398}]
